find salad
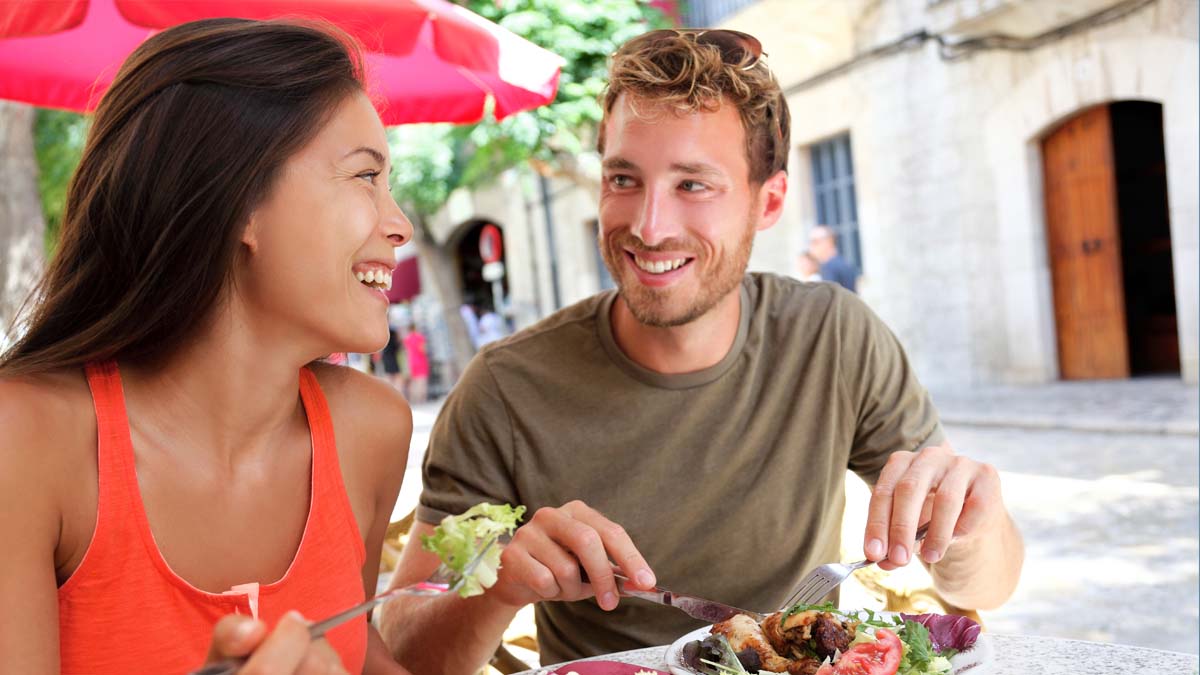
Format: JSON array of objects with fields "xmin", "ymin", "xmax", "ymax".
[
  {"xmin": 680, "ymin": 603, "xmax": 980, "ymax": 675},
  {"xmin": 420, "ymin": 502, "xmax": 525, "ymax": 597}
]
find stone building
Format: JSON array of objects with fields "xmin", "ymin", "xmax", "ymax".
[{"xmin": 417, "ymin": 0, "xmax": 1198, "ymax": 388}]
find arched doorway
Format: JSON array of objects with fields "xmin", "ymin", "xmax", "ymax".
[
  {"xmin": 454, "ymin": 219, "xmax": 510, "ymax": 345},
  {"xmin": 1041, "ymin": 101, "xmax": 1180, "ymax": 380}
]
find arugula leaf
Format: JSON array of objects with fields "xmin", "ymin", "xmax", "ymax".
[
  {"xmin": 899, "ymin": 620, "xmax": 934, "ymax": 671},
  {"xmin": 420, "ymin": 502, "xmax": 525, "ymax": 597}
]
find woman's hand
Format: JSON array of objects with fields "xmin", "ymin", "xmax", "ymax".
[{"xmin": 203, "ymin": 612, "xmax": 348, "ymax": 674}]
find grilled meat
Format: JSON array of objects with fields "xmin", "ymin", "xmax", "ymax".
[
  {"xmin": 763, "ymin": 609, "xmax": 859, "ymax": 662},
  {"xmin": 711, "ymin": 614, "xmax": 795, "ymax": 673}
]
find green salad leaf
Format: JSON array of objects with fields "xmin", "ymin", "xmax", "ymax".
[{"xmin": 420, "ymin": 502, "xmax": 525, "ymax": 597}]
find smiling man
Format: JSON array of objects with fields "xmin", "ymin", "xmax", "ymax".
[{"xmin": 379, "ymin": 29, "xmax": 1023, "ymax": 675}]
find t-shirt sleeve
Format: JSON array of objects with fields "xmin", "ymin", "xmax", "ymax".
[
  {"xmin": 836, "ymin": 290, "xmax": 946, "ymax": 485},
  {"xmin": 416, "ymin": 351, "xmax": 520, "ymax": 525}
]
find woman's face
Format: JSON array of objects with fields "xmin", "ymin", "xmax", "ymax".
[{"xmin": 239, "ymin": 91, "xmax": 412, "ymax": 356}]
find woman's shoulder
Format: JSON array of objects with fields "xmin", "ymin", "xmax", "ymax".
[
  {"xmin": 0, "ymin": 369, "xmax": 96, "ymax": 531},
  {"xmin": 308, "ymin": 362, "xmax": 412, "ymax": 455},
  {"xmin": 0, "ymin": 368, "xmax": 94, "ymax": 451},
  {"xmin": 307, "ymin": 362, "xmax": 411, "ymax": 513},
  {"xmin": 309, "ymin": 361, "xmax": 408, "ymax": 412}
]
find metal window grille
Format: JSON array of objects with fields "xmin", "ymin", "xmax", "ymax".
[
  {"xmin": 589, "ymin": 219, "xmax": 616, "ymax": 290},
  {"xmin": 809, "ymin": 133, "xmax": 863, "ymax": 272},
  {"xmin": 681, "ymin": 0, "xmax": 761, "ymax": 27}
]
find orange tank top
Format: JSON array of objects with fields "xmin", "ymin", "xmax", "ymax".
[{"xmin": 58, "ymin": 361, "xmax": 367, "ymax": 674}]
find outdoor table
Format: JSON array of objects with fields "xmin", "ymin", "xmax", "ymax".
[{"xmin": 516, "ymin": 635, "xmax": 1200, "ymax": 674}]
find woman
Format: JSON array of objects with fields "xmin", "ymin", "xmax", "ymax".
[{"xmin": 0, "ymin": 19, "xmax": 415, "ymax": 674}]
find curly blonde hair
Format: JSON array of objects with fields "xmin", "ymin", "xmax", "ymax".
[{"xmin": 598, "ymin": 30, "xmax": 790, "ymax": 184}]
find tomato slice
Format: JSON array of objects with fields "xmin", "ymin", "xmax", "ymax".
[{"xmin": 812, "ymin": 628, "xmax": 903, "ymax": 675}]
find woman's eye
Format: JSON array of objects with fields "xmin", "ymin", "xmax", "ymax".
[{"xmin": 357, "ymin": 170, "xmax": 381, "ymax": 184}]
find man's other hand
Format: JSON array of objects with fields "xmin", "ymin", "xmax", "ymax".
[{"xmin": 863, "ymin": 444, "xmax": 1006, "ymax": 571}]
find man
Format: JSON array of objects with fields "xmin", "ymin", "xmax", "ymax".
[
  {"xmin": 808, "ymin": 225, "xmax": 858, "ymax": 292},
  {"xmin": 797, "ymin": 250, "xmax": 822, "ymax": 282},
  {"xmin": 379, "ymin": 29, "xmax": 1023, "ymax": 675}
]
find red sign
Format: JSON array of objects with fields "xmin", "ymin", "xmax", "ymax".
[{"xmin": 479, "ymin": 224, "xmax": 503, "ymax": 263}]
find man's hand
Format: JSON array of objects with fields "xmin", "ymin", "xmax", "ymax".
[
  {"xmin": 203, "ymin": 612, "xmax": 348, "ymax": 675},
  {"xmin": 489, "ymin": 500, "xmax": 657, "ymax": 611},
  {"xmin": 864, "ymin": 444, "xmax": 1006, "ymax": 570}
]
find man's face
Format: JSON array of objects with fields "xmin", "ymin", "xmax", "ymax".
[
  {"xmin": 809, "ymin": 233, "xmax": 835, "ymax": 262},
  {"xmin": 598, "ymin": 94, "xmax": 774, "ymax": 327}
]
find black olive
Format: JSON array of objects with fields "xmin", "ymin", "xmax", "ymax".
[
  {"xmin": 735, "ymin": 647, "xmax": 762, "ymax": 672},
  {"xmin": 681, "ymin": 640, "xmax": 702, "ymax": 668}
]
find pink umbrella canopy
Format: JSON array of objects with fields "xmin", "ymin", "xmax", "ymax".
[{"xmin": 0, "ymin": 0, "xmax": 562, "ymax": 124}]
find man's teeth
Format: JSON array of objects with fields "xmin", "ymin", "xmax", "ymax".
[
  {"xmin": 634, "ymin": 256, "xmax": 688, "ymax": 274},
  {"xmin": 355, "ymin": 269, "xmax": 392, "ymax": 291}
]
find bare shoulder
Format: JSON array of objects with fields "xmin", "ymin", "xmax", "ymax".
[
  {"xmin": 0, "ymin": 369, "xmax": 94, "ymax": 477},
  {"xmin": 308, "ymin": 362, "xmax": 412, "ymax": 489},
  {"xmin": 0, "ymin": 369, "xmax": 96, "ymax": 560},
  {"xmin": 309, "ymin": 362, "xmax": 412, "ymax": 434}
]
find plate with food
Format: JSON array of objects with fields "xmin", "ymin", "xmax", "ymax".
[
  {"xmin": 663, "ymin": 603, "xmax": 992, "ymax": 675},
  {"xmin": 537, "ymin": 662, "xmax": 669, "ymax": 675}
]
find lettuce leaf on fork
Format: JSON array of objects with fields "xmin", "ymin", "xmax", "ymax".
[{"xmin": 421, "ymin": 502, "xmax": 525, "ymax": 597}]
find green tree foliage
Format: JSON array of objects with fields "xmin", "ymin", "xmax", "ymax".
[
  {"xmin": 389, "ymin": 0, "xmax": 669, "ymax": 219},
  {"xmin": 33, "ymin": 109, "xmax": 89, "ymax": 255}
]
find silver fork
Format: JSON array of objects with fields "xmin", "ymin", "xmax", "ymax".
[
  {"xmin": 189, "ymin": 538, "xmax": 497, "ymax": 675},
  {"xmin": 780, "ymin": 524, "xmax": 929, "ymax": 610}
]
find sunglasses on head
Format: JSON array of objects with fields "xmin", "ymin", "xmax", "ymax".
[{"xmin": 630, "ymin": 28, "xmax": 765, "ymax": 71}]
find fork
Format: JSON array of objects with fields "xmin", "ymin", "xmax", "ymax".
[
  {"xmin": 188, "ymin": 538, "xmax": 497, "ymax": 675},
  {"xmin": 780, "ymin": 524, "xmax": 929, "ymax": 610}
]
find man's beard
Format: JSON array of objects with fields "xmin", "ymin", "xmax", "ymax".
[{"xmin": 600, "ymin": 220, "xmax": 755, "ymax": 328}]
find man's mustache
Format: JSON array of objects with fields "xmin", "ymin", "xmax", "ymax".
[{"xmin": 607, "ymin": 232, "xmax": 699, "ymax": 255}]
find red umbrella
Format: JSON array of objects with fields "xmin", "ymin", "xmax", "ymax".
[{"xmin": 0, "ymin": 0, "xmax": 562, "ymax": 124}]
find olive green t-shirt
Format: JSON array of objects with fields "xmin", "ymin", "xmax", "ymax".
[{"xmin": 416, "ymin": 273, "xmax": 943, "ymax": 665}]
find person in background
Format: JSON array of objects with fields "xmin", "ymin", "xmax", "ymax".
[
  {"xmin": 403, "ymin": 324, "xmax": 429, "ymax": 404},
  {"xmin": 380, "ymin": 27, "xmax": 1021, "ymax": 674},
  {"xmin": 796, "ymin": 250, "xmax": 822, "ymax": 282},
  {"xmin": 459, "ymin": 301, "xmax": 482, "ymax": 351},
  {"xmin": 808, "ymin": 224, "xmax": 858, "ymax": 292},
  {"xmin": 0, "ymin": 19, "xmax": 416, "ymax": 674},
  {"xmin": 475, "ymin": 305, "xmax": 508, "ymax": 347},
  {"xmin": 379, "ymin": 322, "xmax": 405, "ymax": 391}
]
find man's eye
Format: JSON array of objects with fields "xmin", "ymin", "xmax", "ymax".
[
  {"xmin": 680, "ymin": 180, "xmax": 706, "ymax": 192},
  {"xmin": 609, "ymin": 175, "xmax": 634, "ymax": 188}
]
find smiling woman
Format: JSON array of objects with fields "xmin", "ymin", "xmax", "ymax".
[{"xmin": 0, "ymin": 18, "xmax": 415, "ymax": 675}]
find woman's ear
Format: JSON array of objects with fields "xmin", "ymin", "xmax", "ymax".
[{"xmin": 241, "ymin": 214, "xmax": 260, "ymax": 254}]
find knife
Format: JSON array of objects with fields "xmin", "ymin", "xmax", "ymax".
[{"xmin": 583, "ymin": 569, "xmax": 764, "ymax": 623}]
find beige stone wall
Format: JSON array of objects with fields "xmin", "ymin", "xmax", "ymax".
[{"xmin": 722, "ymin": 0, "xmax": 1199, "ymax": 385}]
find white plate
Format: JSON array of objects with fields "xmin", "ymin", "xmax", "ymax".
[{"xmin": 664, "ymin": 619, "xmax": 994, "ymax": 675}]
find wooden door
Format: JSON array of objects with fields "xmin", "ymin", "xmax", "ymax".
[{"xmin": 1041, "ymin": 105, "xmax": 1130, "ymax": 379}]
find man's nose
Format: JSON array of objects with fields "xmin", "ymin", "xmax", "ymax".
[{"xmin": 630, "ymin": 188, "xmax": 680, "ymax": 247}]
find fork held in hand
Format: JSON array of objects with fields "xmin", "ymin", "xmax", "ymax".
[
  {"xmin": 781, "ymin": 524, "xmax": 929, "ymax": 610},
  {"xmin": 189, "ymin": 538, "xmax": 497, "ymax": 675}
]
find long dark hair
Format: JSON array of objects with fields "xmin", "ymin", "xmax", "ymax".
[{"xmin": 0, "ymin": 18, "xmax": 364, "ymax": 375}]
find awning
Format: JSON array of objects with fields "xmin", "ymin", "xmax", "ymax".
[{"xmin": 386, "ymin": 256, "xmax": 421, "ymax": 303}]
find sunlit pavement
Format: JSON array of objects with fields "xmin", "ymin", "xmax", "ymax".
[{"xmin": 390, "ymin": 376, "xmax": 1199, "ymax": 658}]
